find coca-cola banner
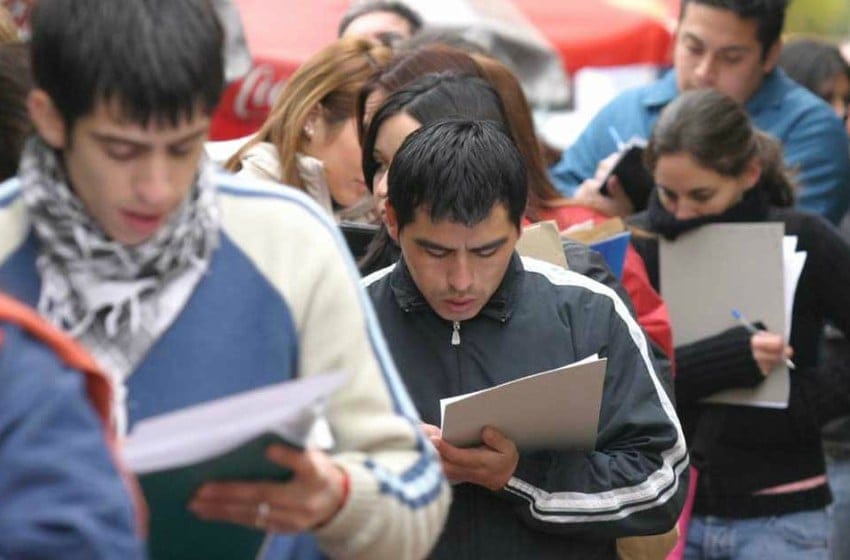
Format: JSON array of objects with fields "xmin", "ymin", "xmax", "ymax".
[{"xmin": 210, "ymin": 61, "xmax": 289, "ymax": 140}]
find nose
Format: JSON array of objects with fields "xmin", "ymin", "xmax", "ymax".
[
  {"xmin": 693, "ymin": 55, "xmax": 715, "ymax": 86},
  {"xmin": 448, "ymin": 254, "xmax": 473, "ymax": 293},
  {"xmin": 135, "ymin": 156, "xmax": 172, "ymax": 208},
  {"xmin": 674, "ymin": 202, "xmax": 698, "ymax": 221},
  {"xmin": 374, "ymin": 170, "xmax": 388, "ymax": 201}
]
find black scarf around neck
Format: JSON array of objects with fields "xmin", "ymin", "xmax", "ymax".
[{"xmin": 647, "ymin": 185, "xmax": 770, "ymax": 240}]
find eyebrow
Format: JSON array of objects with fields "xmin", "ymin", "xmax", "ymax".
[
  {"xmin": 89, "ymin": 127, "xmax": 208, "ymax": 148},
  {"xmin": 681, "ymin": 32, "xmax": 752, "ymax": 54},
  {"xmin": 413, "ymin": 236, "xmax": 509, "ymax": 253},
  {"xmin": 414, "ymin": 238, "xmax": 453, "ymax": 252},
  {"xmin": 659, "ymin": 185, "xmax": 714, "ymax": 198},
  {"xmin": 470, "ymin": 237, "xmax": 509, "ymax": 252}
]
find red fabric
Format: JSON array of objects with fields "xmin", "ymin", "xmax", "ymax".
[
  {"xmin": 512, "ymin": 0, "xmax": 679, "ymax": 74},
  {"xmin": 666, "ymin": 467, "xmax": 698, "ymax": 560},
  {"xmin": 0, "ymin": 292, "xmax": 148, "ymax": 535},
  {"xmin": 532, "ymin": 205, "xmax": 674, "ymax": 360}
]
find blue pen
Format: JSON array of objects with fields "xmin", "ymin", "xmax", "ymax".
[
  {"xmin": 607, "ymin": 126, "xmax": 625, "ymax": 151},
  {"xmin": 731, "ymin": 309, "xmax": 796, "ymax": 369}
]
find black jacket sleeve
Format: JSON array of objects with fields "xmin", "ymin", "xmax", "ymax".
[{"xmin": 803, "ymin": 213, "xmax": 850, "ymax": 335}]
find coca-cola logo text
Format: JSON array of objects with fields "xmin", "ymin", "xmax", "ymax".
[{"xmin": 233, "ymin": 63, "xmax": 288, "ymax": 120}]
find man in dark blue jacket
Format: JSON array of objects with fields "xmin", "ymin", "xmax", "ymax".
[{"xmin": 364, "ymin": 119, "xmax": 688, "ymax": 559}]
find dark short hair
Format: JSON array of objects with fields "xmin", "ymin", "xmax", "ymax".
[
  {"xmin": 338, "ymin": 1, "xmax": 423, "ymax": 38},
  {"xmin": 362, "ymin": 72, "xmax": 506, "ymax": 192},
  {"xmin": 388, "ymin": 119, "xmax": 527, "ymax": 230},
  {"xmin": 30, "ymin": 0, "xmax": 225, "ymax": 129},
  {"xmin": 0, "ymin": 42, "xmax": 32, "ymax": 181},
  {"xmin": 681, "ymin": 0, "xmax": 788, "ymax": 58},
  {"xmin": 779, "ymin": 38, "xmax": 850, "ymax": 99}
]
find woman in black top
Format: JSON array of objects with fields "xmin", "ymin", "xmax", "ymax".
[{"xmin": 629, "ymin": 89, "xmax": 850, "ymax": 559}]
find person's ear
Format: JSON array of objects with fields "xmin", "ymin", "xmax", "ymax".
[
  {"xmin": 385, "ymin": 202, "xmax": 400, "ymax": 243},
  {"xmin": 302, "ymin": 103, "xmax": 324, "ymax": 142},
  {"xmin": 742, "ymin": 156, "xmax": 762, "ymax": 191},
  {"xmin": 762, "ymin": 39, "xmax": 782, "ymax": 74},
  {"xmin": 27, "ymin": 89, "xmax": 67, "ymax": 150}
]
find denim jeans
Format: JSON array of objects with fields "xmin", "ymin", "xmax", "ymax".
[
  {"xmin": 684, "ymin": 509, "xmax": 828, "ymax": 560},
  {"xmin": 827, "ymin": 454, "xmax": 850, "ymax": 560}
]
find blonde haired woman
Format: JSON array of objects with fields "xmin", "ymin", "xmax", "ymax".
[{"xmin": 227, "ymin": 36, "xmax": 390, "ymax": 223}]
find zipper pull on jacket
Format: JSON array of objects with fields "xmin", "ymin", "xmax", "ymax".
[{"xmin": 451, "ymin": 321, "xmax": 461, "ymax": 346}]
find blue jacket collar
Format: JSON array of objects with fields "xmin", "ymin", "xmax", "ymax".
[
  {"xmin": 642, "ymin": 69, "xmax": 678, "ymax": 108},
  {"xmin": 641, "ymin": 68, "xmax": 788, "ymax": 112},
  {"xmin": 744, "ymin": 68, "xmax": 788, "ymax": 112}
]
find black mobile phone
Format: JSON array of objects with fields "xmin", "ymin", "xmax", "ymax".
[
  {"xmin": 598, "ymin": 144, "xmax": 655, "ymax": 212},
  {"xmin": 339, "ymin": 221, "xmax": 379, "ymax": 260}
]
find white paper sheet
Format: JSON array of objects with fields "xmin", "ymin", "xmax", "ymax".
[
  {"xmin": 124, "ymin": 372, "xmax": 348, "ymax": 474},
  {"xmin": 782, "ymin": 235, "xmax": 807, "ymax": 340},
  {"xmin": 439, "ymin": 355, "xmax": 605, "ymax": 451}
]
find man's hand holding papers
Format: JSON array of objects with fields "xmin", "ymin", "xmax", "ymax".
[{"xmin": 421, "ymin": 424, "xmax": 519, "ymax": 491}]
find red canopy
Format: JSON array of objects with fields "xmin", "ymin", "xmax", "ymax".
[
  {"xmin": 210, "ymin": 0, "xmax": 679, "ymax": 139},
  {"xmin": 513, "ymin": 0, "xmax": 678, "ymax": 74}
]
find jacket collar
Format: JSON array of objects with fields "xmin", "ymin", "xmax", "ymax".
[
  {"xmin": 642, "ymin": 68, "xmax": 786, "ymax": 112},
  {"xmin": 642, "ymin": 68, "xmax": 679, "ymax": 108},
  {"xmin": 388, "ymin": 252, "xmax": 524, "ymax": 323},
  {"xmin": 743, "ymin": 68, "xmax": 788, "ymax": 112}
]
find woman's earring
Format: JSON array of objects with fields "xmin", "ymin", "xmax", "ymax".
[{"xmin": 303, "ymin": 125, "xmax": 314, "ymax": 140}]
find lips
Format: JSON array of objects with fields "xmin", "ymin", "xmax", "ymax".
[
  {"xmin": 121, "ymin": 209, "xmax": 165, "ymax": 236},
  {"xmin": 445, "ymin": 298, "xmax": 476, "ymax": 313}
]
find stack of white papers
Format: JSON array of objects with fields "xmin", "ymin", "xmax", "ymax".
[
  {"xmin": 440, "ymin": 355, "xmax": 606, "ymax": 451},
  {"xmin": 783, "ymin": 236, "xmax": 807, "ymax": 339}
]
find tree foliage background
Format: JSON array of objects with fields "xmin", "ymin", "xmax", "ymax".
[{"xmin": 786, "ymin": 0, "xmax": 850, "ymax": 40}]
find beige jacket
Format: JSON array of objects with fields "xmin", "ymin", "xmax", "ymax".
[{"xmin": 235, "ymin": 142, "xmax": 378, "ymax": 225}]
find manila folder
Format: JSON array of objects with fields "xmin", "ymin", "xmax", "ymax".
[{"xmin": 517, "ymin": 220, "xmax": 569, "ymax": 269}]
